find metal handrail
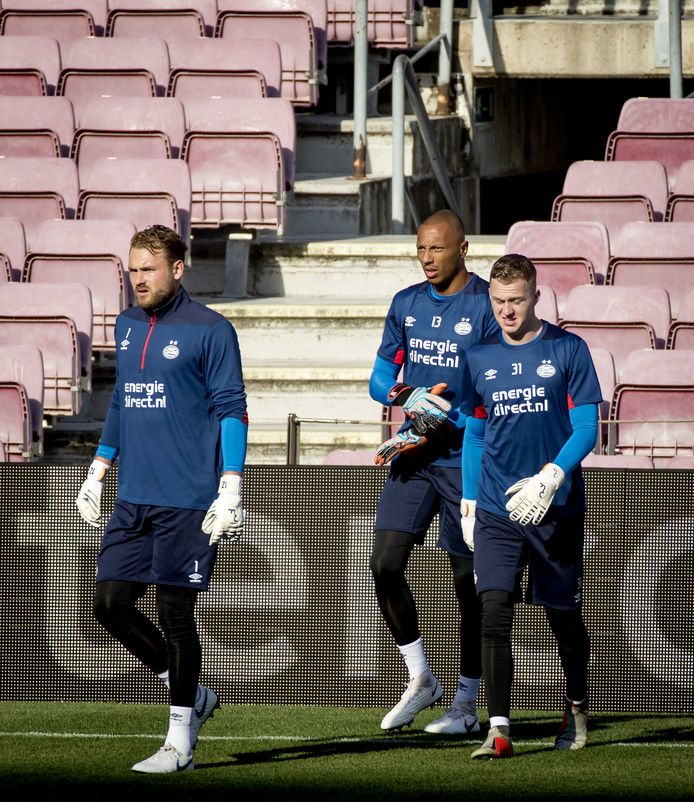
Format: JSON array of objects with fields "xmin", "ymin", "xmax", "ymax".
[{"xmin": 287, "ymin": 412, "xmax": 390, "ymax": 465}]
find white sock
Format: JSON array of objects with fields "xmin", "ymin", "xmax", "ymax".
[
  {"xmin": 453, "ymin": 675, "xmax": 480, "ymax": 710},
  {"xmin": 489, "ymin": 715, "xmax": 510, "ymax": 730},
  {"xmin": 157, "ymin": 670, "xmax": 170, "ymax": 688},
  {"xmin": 398, "ymin": 638, "xmax": 431, "ymax": 680},
  {"xmin": 166, "ymin": 706, "xmax": 193, "ymax": 755}
]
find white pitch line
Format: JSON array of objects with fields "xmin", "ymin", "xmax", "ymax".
[{"xmin": 1, "ymin": 732, "xmax": 693, "ymax": 748}]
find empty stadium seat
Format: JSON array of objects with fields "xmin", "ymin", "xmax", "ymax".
[
  {"xmin": 582, "ymin": 453, "xmax": 654, "ymax": 469},
  {"xmin": 505, "ymin": 220, "xmax": 610, "ymax": 314},
  {"xmin": 0, "ymin": 381, "xmax": 32, "ymax": 461},
  {"xmin": 0, "ymin": 282, "xmax": 93, "ymax": 415},
  {"xmin": 322, "ymin": 448, "xmax": 376, "ymax": 465},
  {"xmin": 72, "ymin": 96, "xmax": 186, "ymax": 176},
  {"xmin": 23, "ymin": 218, "xmax": 136, "ymax": 351},
  {"xmin": 0, "ymin": 5, "xmax": 96, "ymax": 50},
  {"xmin": 0, "ymin": 96, "xmax": 75, "ymax": 158},
  {"xmin": 551, "ymin": 160, "xmax": 669, "ymax": 242},
  {"xmin": 0, "ymin": 157, "xmax": 80, "ymax": 245},
  {"xmin": 0, "ymin": 217, "xmax": 27, "ymax": 280},
  {"xmin": 327, "ymin": 0, "xmax": 415, "ymax": 47},
  {"xmin": 663, "ymin": 455, "xmax": 694, "ymax": 469},
  {"xmin": 0, "ymin": 343, "xmax": 44, "ymax": 456},
  {"xmin": 0, "ymin": 441, "xmax": 5, "ymax": 461},
  {"xmin": 0, "ymin": 35, "xmax": 61, "ymax": 96},
  {"xmin": 58, "ymin": 37, "xmax": 171, "ymax": 124},
  {"xmin": 560, "ymin": 285, "xmax": 672, "ymax": 379},
  {"xmin": 588, "ymin": 346, "xmax": 615, "ymax": 451},
  {"xmin": 78, "ymin": 157, "xmax": 191, "ymax": 247},
  {"xmin": 167, "ymin": 38, "xmax": 281, "ymax": 99},
  {"xmin": 107, "ymin": 7, "xmax": 206, "ymax": 40},
  {"xmin": 665, "ymin": 159, "xmax": 694, "ymax": 222},
  {"xmin": 216, "ymin": 6, "xmax": 319, "ymax": 106},
  {"xmin": 667, "ymin": 289, "xmax": 694, "ymax": 350},
  {"xmin": 608, "ymin": 348, "xmax": 694, "ymax": 465},
  {"xmin": 108, "ymin": 0, "xmax": 218, "ymax": 36},
  {"xmin": 606, "ymin": 222, "xmax": 694, "ymax": 318},
  {"xmin": 606, "ymin": 97, "xmax": 694, "ymax": 190},
  {"xmin": 0, "ymin": 0, "xmax": 108, "ymax": 35},
  {"xmin": 536, "ymin": 284, "xmax": 558, "ymax": 325}
]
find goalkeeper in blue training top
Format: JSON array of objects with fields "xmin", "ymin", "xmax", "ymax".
[{"xmin": 369, "ymin": 210, "xmax": 499, "ymax": 734}]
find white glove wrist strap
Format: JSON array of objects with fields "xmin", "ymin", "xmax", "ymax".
[{"xmin": 218, "ymin": 473, "xmax": 242, "ymax": 495}]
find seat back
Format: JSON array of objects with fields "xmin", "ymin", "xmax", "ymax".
[
  {"xmin": 582, "ymin": 453, "xmax": 654, "ymax": 469},
  {"xmin": 536, "ymin": 284, "xmax": 558, "ymax": 325},
  {"xmin": 0, "ymin": 35, "xmax": 61, "ymax": 95},
  {"xmin": 0, "ymin": 317, "xmax": 80, "ymax": 415},
  {"xmin": 665, "ymin": 159, "xmax": 694, "ymax": 222},
  {"xmin": 184, "ymin": 97, "xmax": 296, "ymax": 188},
  {"xmin": 0, "ymin": 7, "xmax": 95, "ymax": 50},
  {"xmin": 0, "ymin": 382, "xmax": 32, "ymax": 461},
  {"xmin": 1, "ymin": 0, "xmax": 108, "ymax": 33},
  {"xmin": 0, "ymin": 281, "xmax": 92, "ymax": 380},
  {"xmin": 322, "ymin": 448, "xmax": 376, "ymax": 465},
  {"xmin": 216, "ymin": 10, "xmax": 318, "ymax": 106},
  {"xmin": 326, "ymin": 0, "xmax": 415, "ymax": 47},
  {"xmin": 107, "ymin": 9, "xmax": 206, "ymax": 40},
  {"xmin": 588, "ymin": 346, "xmax": 615, "ymax": 428},
  {"xmin": 78, "ymin": 157, "xmax": 191, "ymax": 246},
  {"xmin": 0, "ymin": 216, "xmax": 27, "ymax": 280},
  {"xmin": 167, "ymin": 38, "xmax": 281, "ymax": 98},
  {"xmin": 606, "ymin": 222, "xmax": 694, "ymax": 317},
  {"xmin": 108, "ymin": 0, "xmax": 218, "ymax": 35},
  {"xmin": 0, "ymin": 96, "xmax": 75, "ymax": 157},
  {"xmin": 0, "ymin": 343, "xmax": 43, "ymax": 453},
  {"xmin": 505, "ymin": 220, "xmax": 609, "ymax": 313},
  {"xmin": 0, "ymin": 156, "xmax": 80, "ymax": 244}
]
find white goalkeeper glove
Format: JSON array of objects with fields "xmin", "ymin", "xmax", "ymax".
[
  {"xmin": 460, "ymin": 499, "xmax": 476, "ymax": 552},
  {"xmin": 504, "ymin": 463, "xmax": 565, "ymax": 526},
  {"xmin": 202, "ymin": 474, "xmax": 245, "ymax": 546},
  {"xmin": 76, "ymin": 459, "xmax": 109, "ymax": 527}
]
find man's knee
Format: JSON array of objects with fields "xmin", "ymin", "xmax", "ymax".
[
  {"xmin": 93, "ymin": 580, "xmax": 144, "ymax": 627},
  {"xmin": 369, "ymin": 530, "xmax": 413, "ymax": 582},
  {"xmin": 480, "ymin": 589, "xmax": 515, "ymax": 643}
]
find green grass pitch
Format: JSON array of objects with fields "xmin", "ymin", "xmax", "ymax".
[{"xmin": 1, "ymin": 702, "xmax": 693, "ymax": 801}]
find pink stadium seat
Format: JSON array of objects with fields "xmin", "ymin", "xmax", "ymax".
[
  {"xmin": 0, "ymin": 157, "xmax": 80, "ymax": 246},
  {"xmin": 0, "ymin": 35, "xmax": 61, "ymax": 96},
  {"xmin": 78, "ymin": 157, "xmax": 191, "ymax": 247},
  {"xmin": 667, "ymin": 289, "xmax": 694, "ymax": 350},
  {"xmin": 216, "ymin": 7, "xmax": 319, "ymax": 106},
  {"xmin": 505, "ymin": 220, "xmax": 610, "ymax": 314},
  {"xmin": 606, "ymin": 222, "xmax": 694, "ymax": 318},
  {"xmin": 167, "ymin": 38, "xmax": 281, "ymax": 99},
  {"xmin": 536, "ymin": 284, "xmax": 558, "ymax": 325},
  {"xmin": 0, "ymin": 217, "xmax": 27, "ymax": 281},
  {"xmin": 560, "ymin": 285, "xmax": 672, "ymax": 380},
  {"xmin": 552, "ymin": 160, "xmax": 669, "ymax": 242},
  {"xmin": 0, "ymin": 441, "xmax": 5, "ymax": 461},
  {"xmin": 665, "ymin": 160, "xmax": 694, "ymax": 222},
  {"xmin": 0, "ymin": 381, "xmax": 32, "ymax": 461},
  {"xmin": 582, "ymin": 453, "xmax": 654, "ymax": 469},
  {"xmin": 107, "ymin": 8, "xmax": 206, "ymax": 41},
  {"xmin": 322, "ymin": 448, "xmax": 376, "ymax": 465},
  {"xmin": 608, "ymin": 348, "xmax": 694, "ymax": 465},
  {"xmin": 23, "ymin": 219, "xmax": 136, "ymax": 351},
  {"xmin": 0, "ymin": 96, "xmax": 75, "ymax": 158},
  {"xmin": 664, "ymin": 455, "xmax": 694, "ymax": 469},
  {"xmin": 0, "ymin": 282, "xmax": 93, "ymax": 414},
  {"xmin": 0, "ymin": 344, "xmax": 44, "ymax": 455},
  {"xmin": 0, "ymin": 6, "xmax": 96, "ymax": 50},
  {"xmin": 58, "ymin": 37, "xmax": 171, "ymax": 124},
  {"xmin": 588, "ymin": 346, "xmax": 615, "ymax": 451},
  {"xmin": 0, "ymin": 0, "xmax": 108, "ymax": 34},
  {"xmin": 183, "ymin": 97, "xmax": 296, "ymax": 188},
  {"xmin": 327, "ymin": 0, "xmax": 415, "ymax": 47},
  {"xmin": 0, "ymin": 255, "xmax": 11, "ymax": 283},
  {"xmin": 72, "ymin": 96, "xmax": 186, "ymax": 176},
  {"xmin": 108, "ymin": 0, "xmax": 218, "ymax": 36},
  {"xmin": 606, "ymin": 98, "xmax": 694, "ymax": 190}
]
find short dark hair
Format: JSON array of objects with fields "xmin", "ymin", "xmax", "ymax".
[
  {"xmin": 419, "ymin": 209, "xmax": 466, "ymax": 242},
  {"xmin": 130, "ymin": 225, "xmax": 186, "ymax": 266},
  {"xmin": 490, "ymin": 253, "xmax": 536, "ymax": 284}
]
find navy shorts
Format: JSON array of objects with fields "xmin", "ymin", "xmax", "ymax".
[
  {"xmin": 374, "ymin": 462, "xmax": 471, "ymax": 558},
  {"xmin": 473, "ymin": 507, "xmax": 585, "ymax": 609},
  {"xmin": 96, "ymin": 500, "xmax": 217, "ymax": 591}
]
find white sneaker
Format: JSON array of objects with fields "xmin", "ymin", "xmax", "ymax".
[
  {"xmin": 131, "ymin": 743, "xmax": 193, "ymax": 774},
  {"xmin": 380, "ymin": 674, "xmax": 443, "ymax": 730},
  {"xmin": 424, "ymin": 706, "xmax": 480, "ymax": 735},
  {"xmin": 190, "ymin": 685, "xmax": 220, "ymax": 748}
]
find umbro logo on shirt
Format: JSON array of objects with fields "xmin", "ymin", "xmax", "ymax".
[
  {"xmin": 484, "ymin": 369, "xmax": 497, "ymax": 381},
  {"xmin": 405, "ymin": 316, "xmax": 416, "ymax": 327}
]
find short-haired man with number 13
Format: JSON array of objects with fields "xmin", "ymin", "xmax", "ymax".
[{"xmin": 460, "ymin": 254, "xmax": 602, "ymax": 759}]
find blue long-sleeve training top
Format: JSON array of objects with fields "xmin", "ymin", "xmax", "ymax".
[{"xmin": 97, "ymin": 287, "xmax": 247, "ymax": 510}]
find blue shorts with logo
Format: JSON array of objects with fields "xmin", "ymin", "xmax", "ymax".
[
  {"xmin": 473, "ymin": 507, "xmax": 584, "ymax": 609},
  {"xmin": 96, "ymin": 500, "xmax": 217, "ymax": 591},
  {"xmin": 374, "ymin": 461, "xmax": 471, "ymax": 558}
]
